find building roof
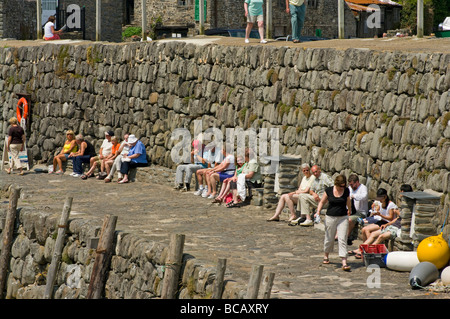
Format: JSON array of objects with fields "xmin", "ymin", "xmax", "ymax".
[
  {"xmin": 346, "ymin": 2, "xmax": 380, "ymax": 12},
  {"xmin": 346, "ymin": 0, "xmax": 402, "ymax": 7}
]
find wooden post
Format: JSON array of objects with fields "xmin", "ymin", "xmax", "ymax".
[
  {"xmin": 337, "ymin": 0, "xmax": 345, "ymax": 39},
  {"xmin": 199, "ymin": 0, "xmax": 205, "ymax": 35},
  {"xmin": 0, "ymin": 187, "xmax": 20, "ymax": 299},
  {"xmin": 141, "ymin": 0, "xmax": 147, "ymax": 40},
  {"xmin": 266, "ymin": 0, "xmax": 273, "ymax": 39},
  {"xmin": 262, "ymin": 272, "xmax": 275, "ymax": 299},
  {"xmin": 161, "ymin": 234, "xmax": 185, "ymax": 299},
  {"xmin": 43, "ymin": 197, "xmax": 73, "ymax": 299},
  {"xmin": 36, "ymin": 0, "xmax": 42, "ymax": 40},
  {"xmin": 96, "ymin": 0, "xmax": 101, "ymax": 41},
  {"xmin": 417, "ymin": 0, "xmax": 423, "ymax": 38},
  {"xmin": 212, "ymin": 258, "xmax": 227, "ymax": 299},
  {"xmin": 245, "ymin": 264, "xmax": 264, "ymax": 299},
  {"xmin": 87, "ymin": 214, "xmax": 117, "ymax": 299}
]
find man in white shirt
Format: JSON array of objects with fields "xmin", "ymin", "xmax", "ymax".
[{"xmin": 347, "ymin": 174, "xmax": 369, "ymax": 243}]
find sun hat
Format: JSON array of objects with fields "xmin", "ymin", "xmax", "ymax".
[{"xmin": 127, "ymin": 134, "xmax": 138, "ymax": 144}]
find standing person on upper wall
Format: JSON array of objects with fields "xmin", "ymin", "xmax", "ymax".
[
  {"xmin": 285, "ymin": 0, "xmax": 306, "ymax": 43},
  {"xmin": 244, "ymin": 0, "xmax": 267, "ymax": 44}
]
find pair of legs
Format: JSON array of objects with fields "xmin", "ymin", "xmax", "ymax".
[
  {"xmin": 289, "ymin": 3, "xmax": 306, "ymax": 43},
  {"xmin": 245, "ymin": 16, "xmax": 265, "ymax": 43},
  {"xmin": 71, "ymin": 155, "xmax": 93, "ymax": 176},
  {"xmin": 174, "ymin": 164, "xmax": 203, "ymax": 190},
  {"xmin": 52, "ymin": 153, "xmax": 68, "ymax": 174},
  {"xmin": 214, "ymin": 177, "xmax": 233, "ymax": 203},
  {"xmin": 267, "ymin": 193, "xmax": 299, "ymax": 221},
  {"xmin": 348, "ymin": 222, "xmax": 389, "ymax": 257},
  {"xmin": 206, "ymin": 172, "xmax": 233, "ymax": 198},
  {"xmin": 195, "ymin": 168, "xmax": 212, "ymax": 194},
  {"xmin": 119, "ymin": 161, "xmax": 147, "ymax": 183},
  {"xmin": 105, "ymin": 154, "xmax": 123, "ymax": 182},
  {"xmin": 7, "ymin": 144, "xmax": 24, "ymax": 175},
  {"xmin": 323, "ymin": 215, "xmax": 350, "ymax": 271}
]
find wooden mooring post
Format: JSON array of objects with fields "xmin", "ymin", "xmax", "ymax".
[
  {"xmin": 161, "ymin": 233, "xmax": 185, "ymax": 299},
  {"xmin": 212, "ymin": 258, "xmax": 227, "ymax": 299},
  {"xmin": 87, "ymin": 214, "xmax": 118, "ymax": 299},
  {"xmin": 245, "ymin": 264, "xmax": 264, "ymax": 299},
  {"xmin": 43, "ymin": 197, "xmax": 73, "ymax": 299},
  {"xmin": 0, "ymin": 186, "xmax": 21, "ymax": 299},
  {"xmin": 262, "ymin": 272, "xmax": 275, "ymax": 299}
]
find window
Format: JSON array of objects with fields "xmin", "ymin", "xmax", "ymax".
[
  {"xmin": 42, "ymin": 0, "xmax": 58, "ymax": 10},
  {"xmin": 307, "ymin": 0, "xmax": 318, "ymax": 8}
]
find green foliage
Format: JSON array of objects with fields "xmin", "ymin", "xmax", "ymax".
[
  {"xmin": 122, "ymin": 26, "xmax": 142, "ymax": 39},
  {"xmin": 397, "ymin": 0, "xmax": 450, "ymax": 33}
]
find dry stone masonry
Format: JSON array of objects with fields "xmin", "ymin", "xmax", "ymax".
[{"xmin": 0, "ymin": 41, "xmax": 449, "ymax": 238}]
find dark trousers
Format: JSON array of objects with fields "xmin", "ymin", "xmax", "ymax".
[
  {"xmin": 120, "ymin": 161, "xmax": 147, "ymax": 175},
  {"xmin": 72, "ymin": 155, "xmax": 93, "ymax": 174}
]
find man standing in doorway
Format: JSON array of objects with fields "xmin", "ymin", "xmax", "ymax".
[{"xmin": 286, "ymin": 0, "xmax": 306, "ymax": 43}]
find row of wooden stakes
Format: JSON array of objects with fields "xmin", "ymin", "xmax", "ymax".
[{"xmin": 0, "ymin": 186, "xmax": 275, "ymax": 299}]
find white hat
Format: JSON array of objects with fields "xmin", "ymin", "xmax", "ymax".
[{"xmin": 127, "ymin": 134, "xmax": 138, "ymax": 144}]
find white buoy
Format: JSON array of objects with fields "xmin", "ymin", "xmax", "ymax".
[
  {"xmin": 440, "ymin": 266, "xmax": 450, "ymax": 285},
  {"xmin": 384, "ymin": 251, "xmax": 420, "ymax": 272}
]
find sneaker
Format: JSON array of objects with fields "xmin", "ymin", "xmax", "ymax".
[
  {"xmin": 194, "ymin": 189, "xmax": 204, "ymax": 196},
  {"xmin": 244, "ymin": 38, "xmax": 249, "ymax": 44},
  {"xmin": 300, "ymin": 219, "xmax": 314, "ymax": 227},
  {"xmin": 173, "ymin": 184, "xmax": 183, "ymax": 190},
  {"xmin": 71, "ymin": 173, "xmax": 81, "ymax": 178},
  {"xmin": 260, "ymin": 39, "xmax": 267, "ymax": 44},
  {"xmin": 202, "ymin": 191, "xmax": 210, "ymax": 198},
  {"xmin": 207, "ymin": 194, "xmax": 216, "ymax": 199}
]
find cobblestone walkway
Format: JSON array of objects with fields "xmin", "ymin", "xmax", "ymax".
[{"xmin": 0, "ymin": 165, "xmax": 446, "ymax": 299}]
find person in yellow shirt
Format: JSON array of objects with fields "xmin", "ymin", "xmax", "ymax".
[
  {"xmin": 50, "ymin": 130, "xmax": 78, "ymax": 174},
  {"xmin": 285, "ymin": 0, "xmax": 306, "ymax": 43}
]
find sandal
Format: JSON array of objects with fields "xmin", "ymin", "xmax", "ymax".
[
  {"xmin": 266, "ymin": 217, "xmax": 280, "ymax": 222},
  {"xmin": 212, "ymin": 198, "xmax": 222, "ymax": 204},
  {"xmin": 355, "ymin": 253, "xmax": 362, "ymax": 259},
  {"xmin": 323, "ymin": 258, "xmax": 330, "ymax": 264},
  {"xmin": 104, "ymin": 178, "xmax": 111, "ymax": 183},
  {"xmin": 226, "ymin": 202, "xmax": 240, "ymax": 208},
  {"xmin": 342, "ymin": 265, "xmax": 351, "ymax": 272},
  {"xmin": 347, "ymin": 250, "xmax": 357, "ymax": 256}
]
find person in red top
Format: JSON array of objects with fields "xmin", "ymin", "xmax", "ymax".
[
  {"xmin": 99, "ymin": 136, "xmax": 121, "ymax": 180},
  {"xmin": 6, "ymin": 117, "xmax": 25, "ymax": 175}
]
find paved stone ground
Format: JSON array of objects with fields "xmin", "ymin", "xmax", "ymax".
[{"xmin": 0, "ymin": 165, "xmax": 448, "ymax": 299}]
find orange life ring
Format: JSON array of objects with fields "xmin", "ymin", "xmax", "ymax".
[{"xmin": 16, "ymin": 97, "xmax": 28, "ymax": 123}]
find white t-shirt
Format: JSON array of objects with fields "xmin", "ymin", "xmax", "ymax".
[
  {"xmin": 223, "ymin": 154, "xmax": 235, "ymax": 175},
  {"xmin": 100, "ymin": 139, "xmax": 113, "ymax": 157},
  {"xmin": 299, "ymin": 175, "xmax": 315, "ymax": 192},
  {"xmin": 373, "ymin": 200, "xmax": 397, "ymax": 222},
  {"xmin": 349, "ymin": 183, "xmax": 369, "ymax": 216},
  {"xmin": 44, "ymin": 22, "xmax": 55, "ymax": 38}
]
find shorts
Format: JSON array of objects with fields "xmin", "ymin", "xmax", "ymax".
[
  {"xmin": 218, "ymin": 172, "xmax": 233, "ymax": 182},
  {"xmin": 247, "ymin": 14, "xmax": 263, "ymax": 24},
  {"xmin": 381, "ymin": 225, "xmax": 400, "ymax": 240}
]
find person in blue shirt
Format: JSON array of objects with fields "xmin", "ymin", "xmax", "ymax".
[{"xmin": 118, "ymin": 134, "xmax": 148, "ymax": 184}]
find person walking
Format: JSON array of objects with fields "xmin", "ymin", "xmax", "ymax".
[
  {"xmin": 244, "ymin": 0, "xmax": 267, "ymax": 44},
  {"xmin": 6, "ymin": 117, "xmax": 25, "ymax": 175},
  {"xmin": 286, "ymin": 0, "xmax": 306, "ymax": 43}
]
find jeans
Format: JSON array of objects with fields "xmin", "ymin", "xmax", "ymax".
[
  {"xmin": 289, "ymin": 3, "xmax": 306, "ymax": 41},
  {"xmin": 72, "ymin": 155, "xmax": 93, "ymax": 174}
]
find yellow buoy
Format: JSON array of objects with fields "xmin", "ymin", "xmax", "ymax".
[{"xmin": 417, "ymin": 233, "xmax": 450, "ymax": 270}]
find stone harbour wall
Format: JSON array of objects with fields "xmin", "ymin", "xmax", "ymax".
[
  {"xmin": 0, "ymin": 41, "xmax": 449, "ymax": 232},
  {"xmin": 0, "ymin": 191, "xmax": 247, "ymax": 299}
]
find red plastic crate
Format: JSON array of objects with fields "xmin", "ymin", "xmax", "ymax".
[{"xmin": 359, "ymin": 244, "xmax": 388, "ymax": 267}]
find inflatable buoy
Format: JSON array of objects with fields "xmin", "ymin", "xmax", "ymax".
[
  {"xmin": 16, "ymin": 97, "xmax": 28, "ymax": 123},
  {"xmin": 441, "ymin": 266, "xmax": 450, "ymax": 285},
  {"xmin": 417, "ymin": 233, "xmax": 450, "ymax": 269},
  {"xmin": 409, "ymin": 261, "xmax": 439, "ymax": 289},
  {"xmin": 384, "ymin": 251, "xmax": 420, "ymax": 272}
]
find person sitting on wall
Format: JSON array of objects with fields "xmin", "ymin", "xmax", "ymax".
[
  {"xmin": 292, "ymin": 165, "xmax": 334, "ymax": 226},
  {"xmin": 227, "ymin": 148, "xmax": 263, "ymax": 208},
  {"xmin": 50, "ymin": 130, "xmax": 78, "ymax": 175},
  {"xmin": 193, "ymin": 143, "xmax": 221, "ymax": 197},
  {"xmin": 69, "ymin": 134, "xmax": 97, "ymax": 178},
  {"xmin": 346, "ymin": 174, "xmax": 369, "ymax": 245},
  {"xmin": 203, "ymin": 144, "xmax": 236, "ymax": 199},
  {"xmin": 173, "ymin": 139, "xmax": 208, "ymax": 192},
  {"xmin": 104, "ymin": 133, "xmax": 130, "ymax": 183},
  {"xmin": 118, "ymin": 134, "xmax": 148, "ymax": 184},
  {"xmin": 266, "ymin": 163, "xmax": 314, "ymax": 222},
  {"xmin": 100, "ymin": 136, "xmax": 121, "ymax": 179},
  {"xmin": 212, "ymin": 155, "xmax": 246, "ymax": 205},
  {"xmin": 81, "ymin": 131, "xmax": 114, "ymax": 180},
  {"xmin": 43, "ymin": 16, "xmax": 63, "ymax": 41}
]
